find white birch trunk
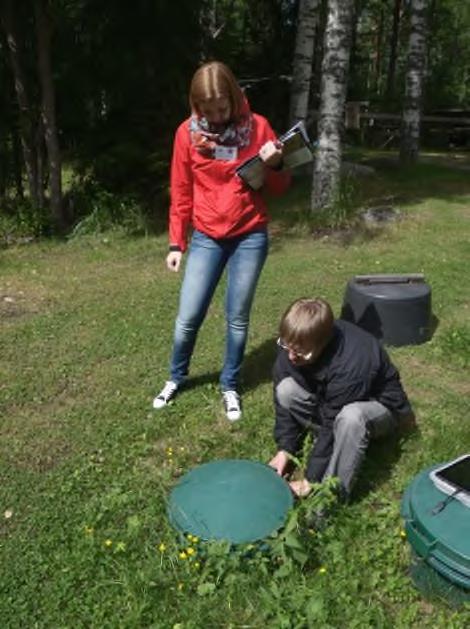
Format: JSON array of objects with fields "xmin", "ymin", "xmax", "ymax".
[
  {"xmin": 312, "ymin": 0, "xmax": 354, "ymax": 211},
  {"xmin": 289, "ymin": 0, "xmax": 321, "ymax": 125},
  {"xmin": 400, "ymin": 0, "xmax": 428, "ymax": 164}
]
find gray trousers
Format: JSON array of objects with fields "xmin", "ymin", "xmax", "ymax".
[{"xmin": 276, "ymin": 377, "xmax": 397, "ymax": 495}]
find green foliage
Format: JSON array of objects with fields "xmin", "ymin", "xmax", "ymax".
[
  {"xmin": 0, "ymin": 199, "xmax": 52, "ymax": 245},
  {"xmin": 68, "ymin": 180, "xmax": 149, "ymax": 237}
]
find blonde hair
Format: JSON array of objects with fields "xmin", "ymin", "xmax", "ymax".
[
  {"xmin": 279, "ymin": 298, "xmax": 334, "ymax": 360},
  {"xmin": 189, "ymin": 61, "xmax": 245, "ymax": 120}
]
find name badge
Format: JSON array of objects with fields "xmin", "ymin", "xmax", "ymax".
[{"xmin": 214, "ymin": 145, "xmax": 238, "ymax": 161}]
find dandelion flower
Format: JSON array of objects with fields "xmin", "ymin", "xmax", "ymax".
[
  {"xmin": 319, "ymin": 566, "xmax": 327, "ymax": 574},
  {"xmin": 158, "ymin": 543, "xmax": 166, "ymax": 553},
  {"xmin": 179, "ymin": 551, "xmax": 187, "ymax": 560},
  {"xmin": 400, "ymin": 529, "xmax": 407, "ymax": 539},
  {"xmin": 84, "ymin": 526, "xmax": 94, "ymax": 535},
  {"xmin": 193, "ymin": 562, "xmax": 200, "ymax": 569},
  {"xmin": 186, "ymin": 547, "xmax": 195, "ymax": 556},
  {"xmin": 187, "ymin": 534, "xmax": 193, "ymax": 542},
  {"xmin": 177, "ymin": 582, "xmax": 184, "ymax": 591},
  {"xmin": 104, "ymin": 539, "xmax": 113, "ymax": 548}
]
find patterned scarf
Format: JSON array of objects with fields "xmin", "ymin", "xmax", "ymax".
[{"xmin": 189, "ymin": 99, "xmax": 253, "ymax": 158}]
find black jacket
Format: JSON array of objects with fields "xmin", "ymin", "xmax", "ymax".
[{"xmin": 273, "ymin": 320, "xmax": 412, "ymax": 482}]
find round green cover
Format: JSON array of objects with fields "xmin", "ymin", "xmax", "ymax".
[
  {"xmin": 168, "ymin": 459, "xmax": 294, "ymax": 544},
  {"xmin": 401, "ymin": 465, "xmax": 470, "ymax": 592}
]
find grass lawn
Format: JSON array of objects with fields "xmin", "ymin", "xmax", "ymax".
[{"xmin": 1, "ymin": 153, "xmax": 470, "ymax": 627}]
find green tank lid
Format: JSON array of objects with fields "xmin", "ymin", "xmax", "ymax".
[
  {"xmin": 168, "ymin": 459, "xmax": 294, "ymax": 544},
  {"xmin": 401, "ymin": 465, "xmax": 470, "ymax": 591}
]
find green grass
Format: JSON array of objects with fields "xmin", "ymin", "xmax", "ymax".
[{"xmin": 1, "ymin": 153, "xmax": 470, "ymax": 628}]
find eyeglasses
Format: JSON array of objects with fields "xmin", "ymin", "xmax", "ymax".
[{"xmin": 276, "ymin": 337, "xmax": 313, "ymax": 361}]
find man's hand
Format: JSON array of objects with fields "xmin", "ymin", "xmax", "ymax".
[
  {"xmin": 289, "ymin": 478, "xmax": 313, "ymax": 498},
  {"xmin": 258, "ymin": 140, "xmax": 283, "ymax": 169},
  {"xmin": 268, "ymin": 450, "xmax": 290, "ymax": 476},
  {"xmin": 166, "ymin": 251, "xmax": 182, "ymax": 272}
]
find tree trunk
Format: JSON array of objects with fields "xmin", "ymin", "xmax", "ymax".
[
  {"xmin": 312, "ymin": 0, "xmax": 355, "ymax": 211},
  {"xmin": 0, "ymin": 0, "xmax": 40, "ymax": 206},
  {"xmin": 289, "ymin": 0, "xmax": 321, "ymax": 125},
  {"xmin": 400, "ymin": 0, "xmax": 428, "ymax": 165},
  {"xmin": 11, "ymin": 127, "xmax": 24, "ymax": 199},
  {"xmin": 34, "ymin": 0, "xmax": 64, "ymax": 230}
]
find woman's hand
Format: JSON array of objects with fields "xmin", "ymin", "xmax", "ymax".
[
  {"xmin": 258, "ymin": 140, "xmax": 283, "ymax": 169},
  {"xmin": 166, "ymin": 251, "xmax": 182, "ymax": 272}
]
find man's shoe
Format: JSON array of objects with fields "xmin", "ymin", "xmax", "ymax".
[
  {"xmin": 153, "ymin": 381, "xmax": 178, "ymax": 409},
  {"xmin": 222, "ymin": 390, "xmax": 242, "ymax": 421}
]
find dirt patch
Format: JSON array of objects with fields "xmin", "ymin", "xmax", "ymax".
[{"xmin": 0, "ymin": 281, "xmax": 51, "ymax": 321}]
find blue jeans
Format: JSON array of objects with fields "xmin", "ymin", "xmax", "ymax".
[{"xmin": 170, "ymin": 229, "xmax": 268, "ymax": 391}]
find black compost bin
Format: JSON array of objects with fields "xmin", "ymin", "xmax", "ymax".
[{"xmin": 341, "ymin": 274, "xmax": 432, "ymax": 346}]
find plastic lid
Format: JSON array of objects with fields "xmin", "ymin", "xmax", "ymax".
[
  {"xmin": 401, "ymin": 465, "xmax": 470, "ymax": 589},
  {"xmin": 350, "ymin": 279, "xmax": 430, "ymax": 300},
  {"xmin": 167, "ymin": 459, "xmax": 294, "ymax": 544}
]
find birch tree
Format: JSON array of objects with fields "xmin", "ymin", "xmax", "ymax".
[
  {"xmin": 312, "ymin": 0, "xmax": 355, "ymax": 211},
  {"xmin": 289, "ymin": 0, "xmax": 321, "ymax": 125},
  {"xmin": 400, "ymin": 0, "xmax": 428, "ymax": 165}
]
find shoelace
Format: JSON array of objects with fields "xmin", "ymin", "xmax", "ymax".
[
  {"xmin": 223, "ymin": 390, "xmax": 240, "ymax": 410},
  {"xmin": 159, "ymin": 381, "xmax": 177, "ymax": 401}
]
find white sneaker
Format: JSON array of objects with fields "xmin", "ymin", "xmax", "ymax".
[
  {"xmin": 153, "ymin": 381, "xmax": 178, "ymax": 409},
  {"xmin": 222, "ymin": 390, "xmax": 242, "ymax": 421}
]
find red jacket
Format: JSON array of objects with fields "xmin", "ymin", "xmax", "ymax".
[{"xmin": 168, "ymin": 113, "xmax": 291, "ymax": 251}]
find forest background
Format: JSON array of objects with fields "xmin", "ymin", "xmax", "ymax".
[{"xmin": 0, "ymin": 0, "xmax": 469, "ymax": 239}]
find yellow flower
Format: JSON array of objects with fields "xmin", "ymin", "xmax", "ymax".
[
  {"xmin": 158, "ymin": 542, "xmax": 166, "ymax": 553},
  {"xmin": 318, "ymin": 566, "xmax": 327, "ymax": 575},
  {"xmin": 104, "ymin": 539, "xmax": 113, "ymax": 547},
  {"xmin": 84, "ymin": 526, "xmax": 94, "ymax": 535},
  {"xmin": 187, "ymin": 534, "xmax": 193, "ymax": 542},
  {"xmin": 400, "ymin": 529, "xmax": 407, "ymax": 539},
  {"xmin": 179, "ymin": 551, "xmax": 187, "ymax": 560},
  {"xmin": 192, "ymin": 536, "xmax": 199, "ymax": 543},
  {"xmin": 186, "ymin": 547, "xmax": 195, "ymax": 556},
  {"xmin": 193, "ymin": 561, "xmax": 200, "ymax": 569},
  {"xmin": 177, "ymin": 582, "xmax": 184, "ymax": 591}
]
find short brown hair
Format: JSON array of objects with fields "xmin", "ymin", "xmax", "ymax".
[
  {"xmin": 279, "ymin": 298, "xmax": 334, "ymax": 360},
  {"xmin": 189, "ymin": 61, "xmax": 245, "ymax": 120}
]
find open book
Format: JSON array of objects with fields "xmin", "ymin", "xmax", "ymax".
[{"xmin": 235, "ymin": 120, "xmax": 315, "ymax": 191}]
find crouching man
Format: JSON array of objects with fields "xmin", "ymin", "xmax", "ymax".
[{"xmin": 269, "ymin": 298, "xmax": 415, "ymax": 499}]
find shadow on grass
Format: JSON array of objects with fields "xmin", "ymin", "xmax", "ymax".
[
  {"xmin": 242, "ymin": 338, "xmax": 277, "ymax": 392},
  {"xmin": 268, "ymin": 153, "xmax": 470, "ymax": 250},
  {"xmin": 180, "ymin": 338, "xmax": 277, "ymax": 394},
  {"xmin": 352, "ymin": 426, "xmax": 421, "ymax": 502}
]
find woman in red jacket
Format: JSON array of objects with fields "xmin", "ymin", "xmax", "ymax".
[{"xmin": 153, "ymin": 61, "xmax": 290, "ymax": 421}]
